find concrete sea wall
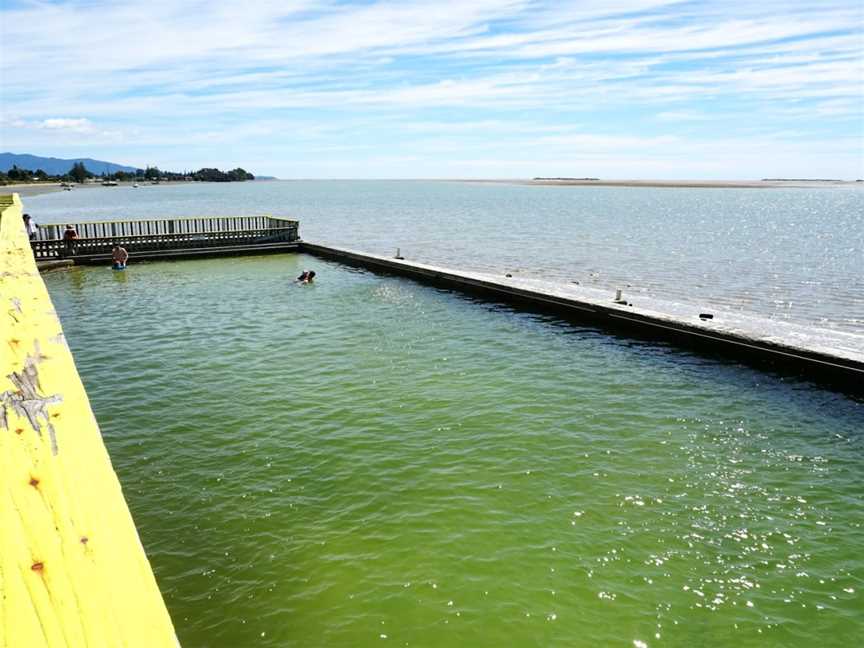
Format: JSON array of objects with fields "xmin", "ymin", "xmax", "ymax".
[{"xmin": 301, "ymin": 242, "xmax": 864, "ymax": 391}]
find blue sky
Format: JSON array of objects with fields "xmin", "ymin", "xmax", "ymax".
[{"xmin": 1, "ymin": 0, "xmax": 862, "ymax": 178}]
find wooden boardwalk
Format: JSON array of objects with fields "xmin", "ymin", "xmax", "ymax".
[
  {"xmin": 1, "ymin": 194, "xmax": 179, "ymax": 647},
  {"xmin": 32, "ymin": 215, "xmax": 299, "ymax": 264}
]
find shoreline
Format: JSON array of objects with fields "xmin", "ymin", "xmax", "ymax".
[
  {"xmin": 1, "ymin": 179, "xmax": 204, "ymax": 198},
  {"xmin": 6, "ymin": 178, "xmax": 862, "ymax": 195}
]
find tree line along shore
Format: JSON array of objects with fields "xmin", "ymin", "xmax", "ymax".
[{"xmin": 1, "ymin": 162, "xmax": 255, "ymax": 186}]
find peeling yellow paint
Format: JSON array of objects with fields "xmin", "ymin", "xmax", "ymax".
[{"xmin": 0, "ymin": 194, "xmax": 179, "ymax": 648}]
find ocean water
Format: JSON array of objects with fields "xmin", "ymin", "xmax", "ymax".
[
  {"xmin": 26, "ymin": 180, "xmax": 864, "ymax": 333},
  {"xmin": 45, "ymin": 254, "xmax": 863, "ymax": 648}
]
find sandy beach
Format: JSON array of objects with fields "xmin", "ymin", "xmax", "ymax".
[
  {"xmin": 0, "ymin": 180, "xmax": 197, "ymax": 197},
  {"xmin": 0, "ymin": 182, "xmax": 86, "ymax": 197}
]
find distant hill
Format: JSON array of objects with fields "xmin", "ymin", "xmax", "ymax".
[{"xmin": 0, "ymin": 152, "xmax": 138, "ymax": 175}]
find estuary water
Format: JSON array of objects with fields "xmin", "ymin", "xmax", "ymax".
[
  {"xmin": 27, "ymin": 180, "xmax": 864, "ymax": 333},
  {"xmin": 33, "ymin": 182, "xmax": 864, "ymax": 646}
]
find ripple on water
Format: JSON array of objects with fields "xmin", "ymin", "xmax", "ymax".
[
  {"xmin": 44, "ymin": 254, "xmax": 864, "ymax": 647},
  {"xmin": 27, "ymin": 181, "xmax": 864, "ymax": 332}
]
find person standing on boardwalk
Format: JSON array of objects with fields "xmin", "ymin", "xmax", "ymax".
[
  {"xmin": 62, "ymin": 224, "xmax": 79, "ymax": 256},
  {"xmin": 23, "ymin": 214, "xmax": 39, "ymax": 241},
  {"xmin": 112, "ymin": 245, "xmax": 129, "ymax": 270}
]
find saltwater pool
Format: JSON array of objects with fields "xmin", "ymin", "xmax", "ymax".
[{"xmin": 46, "ymin": 253, "xmax": 863, "ymax": 647}]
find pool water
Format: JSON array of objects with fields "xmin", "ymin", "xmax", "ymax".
[{"xmin": 45, "ymin": 253, "xmax": 863, "ymax": 647}]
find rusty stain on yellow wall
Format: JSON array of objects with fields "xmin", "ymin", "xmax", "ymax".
[{"xmin": 0, "ymin": 194, "xmax": 179, "ymax": 647}]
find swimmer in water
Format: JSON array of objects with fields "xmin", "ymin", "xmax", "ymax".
[{"xmin": 112, "ymin": 245, "xmax": 129, "ymax": 270}]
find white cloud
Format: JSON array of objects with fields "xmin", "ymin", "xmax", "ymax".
[
  {"xmin": 655, "ymin": 111, "xmax": 712, "ymax": 121},
  {"xmin": 37, "ymin": 118, "xmax": 96, "ymax": 133},
  {"xmin": 1, "ymin": 0, "xmax": 861, "ymax": 177}
]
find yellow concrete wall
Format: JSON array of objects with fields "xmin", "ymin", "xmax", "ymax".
[{"xmin": 0, "ymin": 194, "xmax": 179, "ymax": 647}]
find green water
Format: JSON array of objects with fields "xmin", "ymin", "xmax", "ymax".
[{"xmin": 46, "ymin": 255, "xmax": 862, "ymax": 647}]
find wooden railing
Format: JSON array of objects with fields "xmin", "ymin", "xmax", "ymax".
[{"xmin": 31, "ymin": 215, "xmax": 299, "ymax": 260}]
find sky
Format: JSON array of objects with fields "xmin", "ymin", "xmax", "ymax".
[{"xmin": 1, "ymin": 0, "xmax": 862, "ymax": 179}]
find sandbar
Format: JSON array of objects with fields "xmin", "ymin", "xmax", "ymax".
[{"xmin": 466, "ymin": 178, "xmax": 863, "ymax": 189}]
